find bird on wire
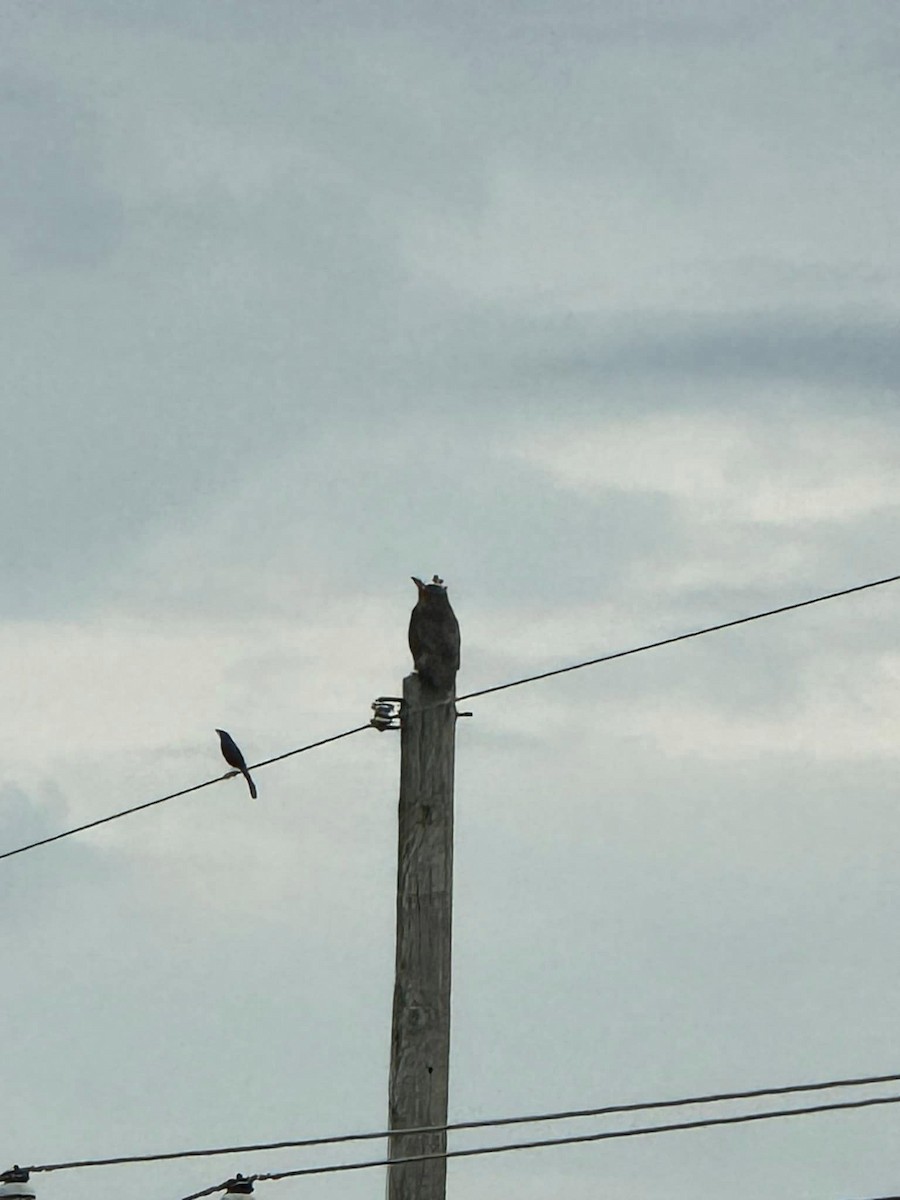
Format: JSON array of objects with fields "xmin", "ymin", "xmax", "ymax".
[
  {"xmin": 408, "ymin": 575, "xmax": 461, "ymax": 695},
  {"xmin": 215, "ymin": 729, "xmax": 258, "ymax": 799}
]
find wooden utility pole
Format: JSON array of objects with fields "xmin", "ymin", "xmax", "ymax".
[{"xmin": 387, "ymin": 672, "xmax": 457, "ymax": 1200}]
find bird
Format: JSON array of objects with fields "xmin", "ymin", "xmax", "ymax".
[
  {"xmin": 408, "ymin": 575, "xmax": 461, "ymax": 694},
  {"xmin": 215, "ymin": 728, "xmax": 258, "ymax": 799}
]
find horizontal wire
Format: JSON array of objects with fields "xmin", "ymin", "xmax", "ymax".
[
  {"xmin": 24, "ymin": 1067, "xmax": 900, "ymax": 1175},
  {"xmin": 457, "ymin": 570, "xmax": 900, "ymax": 702},
  {"xmin": 4, "ymin": 569, "xmax": 900, "ymax": 865},
  {"xmin": 0, "ymin": 725, "xmax": 372, "ymax": 864},
  {"xmin": 180, "ymin": 1091, "xmax": 900, "ymax": 1198}
]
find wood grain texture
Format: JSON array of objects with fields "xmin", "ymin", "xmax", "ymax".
[{"xmin": 387, "ymin": 672, "xmax": 456, "ymax": 1200}]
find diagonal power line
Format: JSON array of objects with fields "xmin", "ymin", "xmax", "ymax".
[
  {"xmin": 179, "ymin": 1091, "xmax": 900, "ymax": 1198},
  {"xmin": 458, "ymin": 570, "xmax": 900, "ymax": 701},
  {"xmin": 3, "ymin": 570, "xmax": 899, "ymax": 865},
  {"xmin": 21, "ymin": 1067, "xmax": 900, "ymax": 1175},
  {"xmin": 0, "ymin": 725, "xmax": 372, "ymax": 864}
]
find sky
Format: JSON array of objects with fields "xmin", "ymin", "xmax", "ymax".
[{"xmin": 2, "ymin": 2, "xmax": 900, "ymax": 1197}]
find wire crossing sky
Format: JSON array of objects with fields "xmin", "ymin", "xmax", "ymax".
[
  {"xmin": 457, "ymin": 570, "xmax": 900, "ymax": 700},
  {"xmin": 0, "ymin": 725, "xmax": 373, "ymax": 863},
  {"xmin": 21, "ymin": 1066, "xmax": 900, "ymax": 1175},
  {"xmin": 2, "ymin": 569, "xmax": 898, "ymax": 866},
  {"xmin": 177, "ymin": 1091, "xmax": 900, "ymax": 1198}
]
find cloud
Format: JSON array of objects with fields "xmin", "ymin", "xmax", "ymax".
[
  {"xmin": 511, "ymin": 408, "xmax": 900, "ymax": 523},
  {"xmin": 521, "ymin": 312, "xmax": 900, "ymax": 397},
  {"xmin": 501, "ymin": 408, "xmax": 900, "ymax": 611}
]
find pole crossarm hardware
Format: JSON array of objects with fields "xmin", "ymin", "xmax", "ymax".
[{"xmin": 370, "ymin": 697, "xmax": 403, "ymax": 731}]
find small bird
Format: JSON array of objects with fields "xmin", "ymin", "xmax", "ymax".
[
  {"xmin": 215, "ymin": 728, "xmax": 258, "ymax": 799},
  {"xmin": 408, "ymin": 575, "xmax": 461, "ymax": 694}
]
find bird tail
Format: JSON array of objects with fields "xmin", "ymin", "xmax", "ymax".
[{"xmin": 243, "ymin": 770, "xmax": 258, "ymax": 800}]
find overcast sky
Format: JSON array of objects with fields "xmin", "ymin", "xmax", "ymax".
[{"xmin": 2, "ymin": 3, "xmax": 900, "ymax": 1198}]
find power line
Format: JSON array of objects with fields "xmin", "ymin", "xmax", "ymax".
[
  {"xmin": 0, "ymin": 725, "xmax": 372, "ymax": 864},
  {"xmin": 178, "ymin": 1091, "xmax": 900, "ymax": 1198},
  {"xmin": 22, "ymin": 1067, "xmax": 900, "ymax": 1176},
  {"xmin": 457, "ymin": 570, "xmax": 900, "ymax": 702},
  {"xmin": 4, "ymin": 569, "xmax": 899, "ymax": 866}
]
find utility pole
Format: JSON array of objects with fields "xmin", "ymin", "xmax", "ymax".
[{"xmin": 386, "ymin": 670, "xmax": 457, "ymax": 1200}]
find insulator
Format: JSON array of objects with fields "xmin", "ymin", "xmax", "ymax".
[
  {"xmin": 224, "ymin": 1176, "xmax": 254, "ymax": 1195},
  {"xmin": 0, "ymin": 1168, "xmax": 35, "ymax": 1199}
]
